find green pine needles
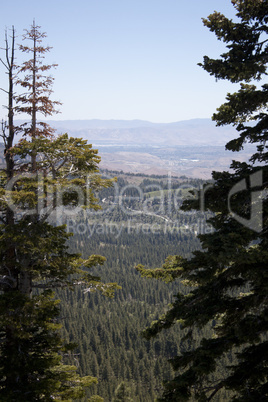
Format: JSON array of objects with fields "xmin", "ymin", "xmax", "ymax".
[
  {"xmin": 137, "ymin": 1, "xmax": 268, "ymax": 400},
  {"xmin": 0, "ymin": 22, "xmax": 119, "ymax": 401}
]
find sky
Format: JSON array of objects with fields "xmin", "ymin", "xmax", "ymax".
[{"xmin": 0, "ymin": 0, "xmax": 239, "ymax": 123}]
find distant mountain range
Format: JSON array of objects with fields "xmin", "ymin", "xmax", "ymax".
[
  {"xmin": 10, "ymin": 119, "xmax": 247, "ymax": 178},
  {"xmin": 30, "ymin": 118, "xmax": 238, "ymax": 147}
]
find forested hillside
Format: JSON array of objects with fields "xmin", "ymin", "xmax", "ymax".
[
  {"xmin": 1, "ymin": 2, "xmax": 266, "ymax": 400},
  {"xmin": 56, "ymin": 171, "xmax": 216, "ymax": 401}
]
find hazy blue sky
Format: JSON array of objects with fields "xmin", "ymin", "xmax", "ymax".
[{"xmin": 0, "ymin": 0, "xmax": 239, "ymax": 123}]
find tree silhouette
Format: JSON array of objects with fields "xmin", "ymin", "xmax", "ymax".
[
  {"xmin": 0, "ymin": 22, "xmax": 118, "ymax": 400},
  {"xmin": 137, "ymin": 1, "xmax": 268, "ymax": 400}
]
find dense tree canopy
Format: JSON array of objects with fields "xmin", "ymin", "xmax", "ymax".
[
  {"xmin": 0, "ymin": 22, "xmax": 118, "ymax": 401},
  {"xmin": 137, "ymin": 1, "xmax": 268, "ymax": 400}
]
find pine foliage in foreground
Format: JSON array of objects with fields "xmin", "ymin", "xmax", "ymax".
[
  {"xmin": 0, "ymin": 22, "xmax": 118, "ymax": 401},
  {"xmin": 137, "ymin": 1, "xmax": 268, "ymax": 400}
]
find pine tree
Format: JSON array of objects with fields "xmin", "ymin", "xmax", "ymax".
[
  {"xmin": 112, "ymin": 381, "xmax": 133, "ymax": 402},
  {"xmin": 137, "ymin": 1, "xmax": 268, "ymax": 400},
  {"xmin": 0, "ymin": 22, "xmax": 118, "ymax": 401}
]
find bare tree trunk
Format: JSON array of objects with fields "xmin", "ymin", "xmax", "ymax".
[
  {"xmin": 6, "ymin": 27, "xmax": 15, "ymax": 182},
  {"xmin": 1, "ymin": 27, "xmax": 18, "ymax": 290},
  {"xmin": 31, "ymin": 20, "xmax": 37, "ymax": 172}
]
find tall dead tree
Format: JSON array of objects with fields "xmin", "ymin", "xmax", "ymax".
[{"xmin": 0, "ymin": 23, "xmax": 118, "ymax": 400}]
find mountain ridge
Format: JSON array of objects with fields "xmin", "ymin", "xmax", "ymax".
[
  {"xmin": 9, "ymin": 119, "xmax": 245, "ymax": 178},
  {"xmin": 23, "ymin": 118, "xmax": 237, "ymax": 147}
]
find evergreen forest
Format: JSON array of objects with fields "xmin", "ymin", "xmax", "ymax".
[
  {"xmin": 58, "ymin": 172, "xmax": 212, "ymax": 401},
  {"xmin": 0, "ymin": 1, "xmax": 268, "ymax": 401}
]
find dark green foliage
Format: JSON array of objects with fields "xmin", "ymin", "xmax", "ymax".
[
  {"xmin": 55, "ymin": 173, "xmax": 214, "ymax": 401},
  {"xmin": 0, "ymin": 291, "xmax": 62, "ymax": 401},
  {"xmin": 0, "ymin": 23, "xmax": 117, "ymax": 400},
  {"xmin": 112, "ymin": 381, "xmax": 133, "ymax": 401},
  {"xmin": 138, "ymin": 1, "xmax": 268, "ymax": 400},
  {"xmin": 0, "ymin": 290, "xmax": 98, "ymax": 401}
]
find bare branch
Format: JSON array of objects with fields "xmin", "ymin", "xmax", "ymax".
[
  {"xmin": 0, "ymin": 87, "xmax": 8, "ymax": 94},
  {"xmin": 0, "ymin": 57, "xmax": 8, "ymax": 70}
]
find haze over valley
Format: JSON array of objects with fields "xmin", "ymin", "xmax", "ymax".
[{"xmin": 47, "ymin": 118, "xmax": 253, "ymax": 179}]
